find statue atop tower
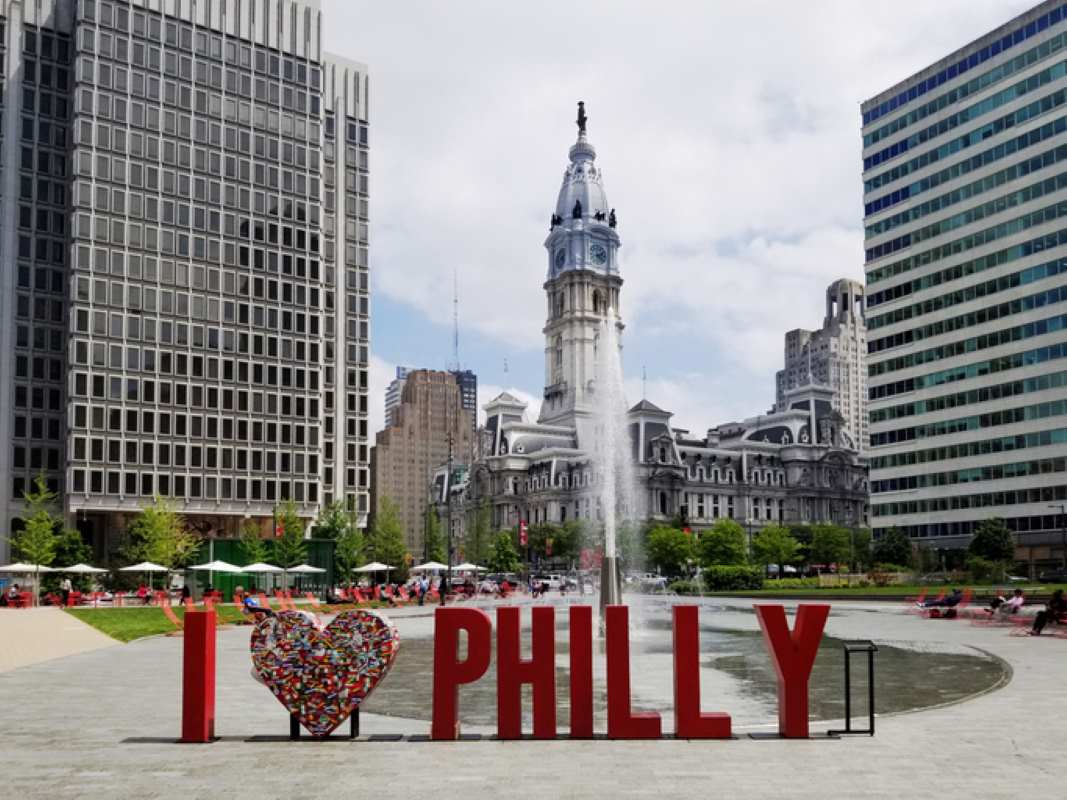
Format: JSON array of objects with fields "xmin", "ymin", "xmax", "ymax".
[{"xmin": 577, "ymin": 100, "xmax": 588, "ymax": 134}]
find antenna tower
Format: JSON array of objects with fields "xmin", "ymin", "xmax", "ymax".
[{"xmin": 451, "ymin": 268, "xmax": 460, "ymax": 372}]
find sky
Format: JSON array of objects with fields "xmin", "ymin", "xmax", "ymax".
[{"xmin": 323, "ymin": 0, "xmax": 1036, "ymax": 438}]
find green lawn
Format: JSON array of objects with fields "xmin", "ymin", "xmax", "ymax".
[
  {"xmin": 64, "ymin": 600, "xmax": 398, "ymax": 642},
  {"xmin": 65, "ymin": 605, "xmax": 249, "ymax": 642}
]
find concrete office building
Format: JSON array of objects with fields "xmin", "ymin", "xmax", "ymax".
[
  {"xmin": 776, "ymin": 279, "xmax": 868, "ymax": 451},
  {"xmin": 0, "ymin": 0, "xmax": 370, "ymax": 563},
  {"xmin": 863, "ymin": 0, "xmax": 1067, "ymax": 565},
  {"xmin": 370, "ymin": 368, "xmax": 472, "ymax": 555}
]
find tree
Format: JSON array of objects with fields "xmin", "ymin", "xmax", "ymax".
[
  {"xmin": 752, "ymin": 525, "xmax": 800, "ymax": 575},
  {"xmin": 238, "ymin": 520, "xmax": 269, "ymax": 565},
  {"xmin": 872, "ymin": 527, "xmax": 914, "ymax": 568},
  {"xmin": 697, "ymin": 519, "xmax": 747, "ymax": 567},
  {"xmin": 487, "ymin": 530, "xmax": 521, "ymax": 574},
  {"xmin": 314, "ymin": 501, "xmax": 352, "ymax": 540},
  {"xmin": 528, "ymin": 522, "xmax": 563, "ymax": 561},
  {"xmin": 368, "ymin": 497, "xmax": 408, "ymax": 580},
  {"xmin": 464, "ymin": 498, "xmax": 492, "ymax": 566},
  {"xmin": 123, "ymin": 497, "xmax": 199, "ymax": 569},
  {"xmin": 271, "ymin": 500, "xmax": 308, "ymax": 568},
  {"xmin": 850, "ymin": 528, "xmax": 873, "ymax": 572},
  {"xmin": 9, "ymin": 476, "xmax": 60, "ymax": 567},
  {"xmin": 969, "ymin": 517, "xmax": 1015, "ymax": 564},
  {"xmin": 615, "ymin": 519, "xmax": 645, "ymax": 571},
  {"xmin": 334, "ymin": 526, "xmax": 366, "ymax": 586},
  {"xmin": 45, "ymin": 527, "xmax": 94, "ymax": 593},
  {"xmin": 646, "ymin": 526, "xmax": 693, "ymax": 577},
  {"xmin": 423, "ymin": 506, "xmax": 446, "ymax": 562},
  {"xmin": 809, "ymin": 524, "xmax": 850, "ymax": 572}
]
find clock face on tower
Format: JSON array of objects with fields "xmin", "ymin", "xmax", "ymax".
[
  {"xmin": 554, "ymin": 248, "xmax": 566, "ymax": 270},
  {"xmin": 590, "ymin": 243, "xmax": 608, "ymax": 266}
]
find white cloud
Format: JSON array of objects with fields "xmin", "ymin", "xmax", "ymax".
[{"xmin": 328, "ymin": 0, "xmax": 1036, "ymax": 428}]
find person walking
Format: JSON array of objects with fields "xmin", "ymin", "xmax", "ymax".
[{"xmin": 60, "ymin": 576, "xmax": 73, "ymax": 606}]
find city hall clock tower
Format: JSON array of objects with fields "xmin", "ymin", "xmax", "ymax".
[{"xmin": 539, "ymin": 102, "xmax": 624, "ymax": 428}]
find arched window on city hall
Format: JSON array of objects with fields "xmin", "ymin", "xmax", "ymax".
[{"xmin": 553, "ymin": 335, "xmax": 563, "ymax": 376}]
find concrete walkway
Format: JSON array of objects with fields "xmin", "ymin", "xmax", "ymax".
[
  {"xmin": 0, "ymin": 607, "xmax": 117, "ymax": 673},
  {"xmin": 0, "ymin": 598, "xmax": 1064, "ymax": 798}
]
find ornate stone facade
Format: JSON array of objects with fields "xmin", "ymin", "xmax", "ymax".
[{"xmin": 437, "ymin": 106, "xmax": 868, "ymax": 549}]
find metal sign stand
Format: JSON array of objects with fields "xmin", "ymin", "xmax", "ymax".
[
  {"xmin": 828, "ymin": 640, "xmax": 877, "ymax": 737},
  {"xmin": 289, "ymin": 709, "xmax": 359, "ymax": 740}
]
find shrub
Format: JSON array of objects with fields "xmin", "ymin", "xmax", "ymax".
[
  {"xmin": 702, "ymin": 565, "xmax": 764, "ymax": 591},
  {"xmin": 668, "ymin": 579, "xmax": 702, "ymax": 595},
  {"xmin": 762, "ymin": 577, "xmax": 820, "ymax": 590},
  {"xmin": 965, "ymin": 554, "xmax": 1008, "ymax": 583}
]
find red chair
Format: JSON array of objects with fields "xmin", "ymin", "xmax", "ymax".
[
  {"xmin": 160, "ymin": 601, "xmax": 182, "ymax": 629},
  {"xmin": 373, "ymin": 585, "xmax": 381, "ymax": 602},
  {"xmin": 17, "ymin": 591, "xmax": 32, "ymax": 608}
]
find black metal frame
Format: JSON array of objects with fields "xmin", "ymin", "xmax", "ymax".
[
  {"xmin": 828, "ymin": 640, "xmax": 877, "ymax": 737},
  {"xmin": 289, "ymin": 709, "xmax": 360, "ymax": 740}
]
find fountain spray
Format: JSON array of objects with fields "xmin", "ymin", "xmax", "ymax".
[{"xmin": 595, "ymin": 309, "xmax": 633, "ymax": 611}]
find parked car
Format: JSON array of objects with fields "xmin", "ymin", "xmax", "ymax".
[{"xmin": 1038, "ymin": 569, "xmax": 1067, "ymax": 583}]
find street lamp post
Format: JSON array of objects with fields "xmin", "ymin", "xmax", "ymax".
[{"xmin": 441, "ymin": 433, "xmax": 455, "ymax": 607}]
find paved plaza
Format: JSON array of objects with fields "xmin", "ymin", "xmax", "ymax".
[
  {"xmin": 0, "ymin": 607, "xmax": 118, "ymax": 674},
  {"xmin": 1, "ymin": 597, "xmax": 1064, "ymax": 799}
]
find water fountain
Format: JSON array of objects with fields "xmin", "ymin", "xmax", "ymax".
[{"xmin": 594, "ymin": 309, "xmax": 634, "ymax": 611}]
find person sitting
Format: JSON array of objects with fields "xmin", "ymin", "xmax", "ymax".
[
  {"xmin": 2, "ymin": 584, "xmax": 20, "ymax": 607},
  {"xmin": 1031, "ymin": 589, "xmax": 1066, "ymax": 635},
  {"xmin": 987, "ymin": 588, "xmax": 1025, "ymax": 615},
  {"xmin": 919, "ymin": 588, "xmax": 963, "ymax": 608}
]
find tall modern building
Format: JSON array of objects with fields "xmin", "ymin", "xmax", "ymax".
[
  {"xmin": 776, "ymin": 279, "xmax": 868, "ymax": 451},
  {"xmin": 383, "ymin": 365, "xmax": 409, "ymax": 428},
  {"xmin": 370, "ymin": 369, "xmax": 472, "ymax": 554},
  {"xmin": 451, "ymin": 367, "xmax": 477, "ymax": 442},
  {"xmin": 863, "ymin": 0, "xmax": 1067, "ymax": 565},
  {"xmin": 0, "ymin": 0, "xmax": 370, "ymax": 563}
]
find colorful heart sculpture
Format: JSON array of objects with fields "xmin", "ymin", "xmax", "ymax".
[{"xmin": 250, "ymin": 609, "xmax": 399, "ymax": 736}]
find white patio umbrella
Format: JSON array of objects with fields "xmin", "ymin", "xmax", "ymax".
[
  {"xmin": 287, "ymin": 563, "xmax": 326, "ymax": 574},
  {"xmin": 242, "ymin": 561, "xmax": 283, "ymax": 592},
  {"xmin": 353, "ymin": 562, "xmax": 395, "ymax": 573},
  {"xmin": 411, "ymin": 561, "xmax": 448, "ymax": 572},
  {"xmin": 57, "ymin": 563, "xmax": 108, "ymax": 574},
  {"xmin": 453, "ymin": 563, "xmax": 486, "ymax": 572},
  {"xmin": 189, "ymin": 560, "xmax": 244, "ymax": 596},
  {"xmin": 0, "ymin": 562, "xmax": 55, "ymax": 573},
  {"xmin": 352, "ymin": 561, "xmax": 394, "ymax": 586},
  {"xmin": 242, "ymin": 562, "xmax": 283, "ymax": 573},
  {"xmin": 119, "ymin": 561, "xmax": 169, "ymax": 590},
  {"xmin": 0, "ymin": 563, "xmax": 54, "ymax": 607},
  {"xmin": 280, "ymin": 563, "xmax": 325, "ymax": 591},
  {"xmin": 188, "ymin": 560, "xmax": 244, "ymax": 573}
]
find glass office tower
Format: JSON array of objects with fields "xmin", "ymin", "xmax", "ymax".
[
  {"xmin": 864, "ymin": 1, "xmax": 1067, "ymax": 568},
  {"xmin": 0, "ymin": 0, "xmax": 370, "ymax": 560}
]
